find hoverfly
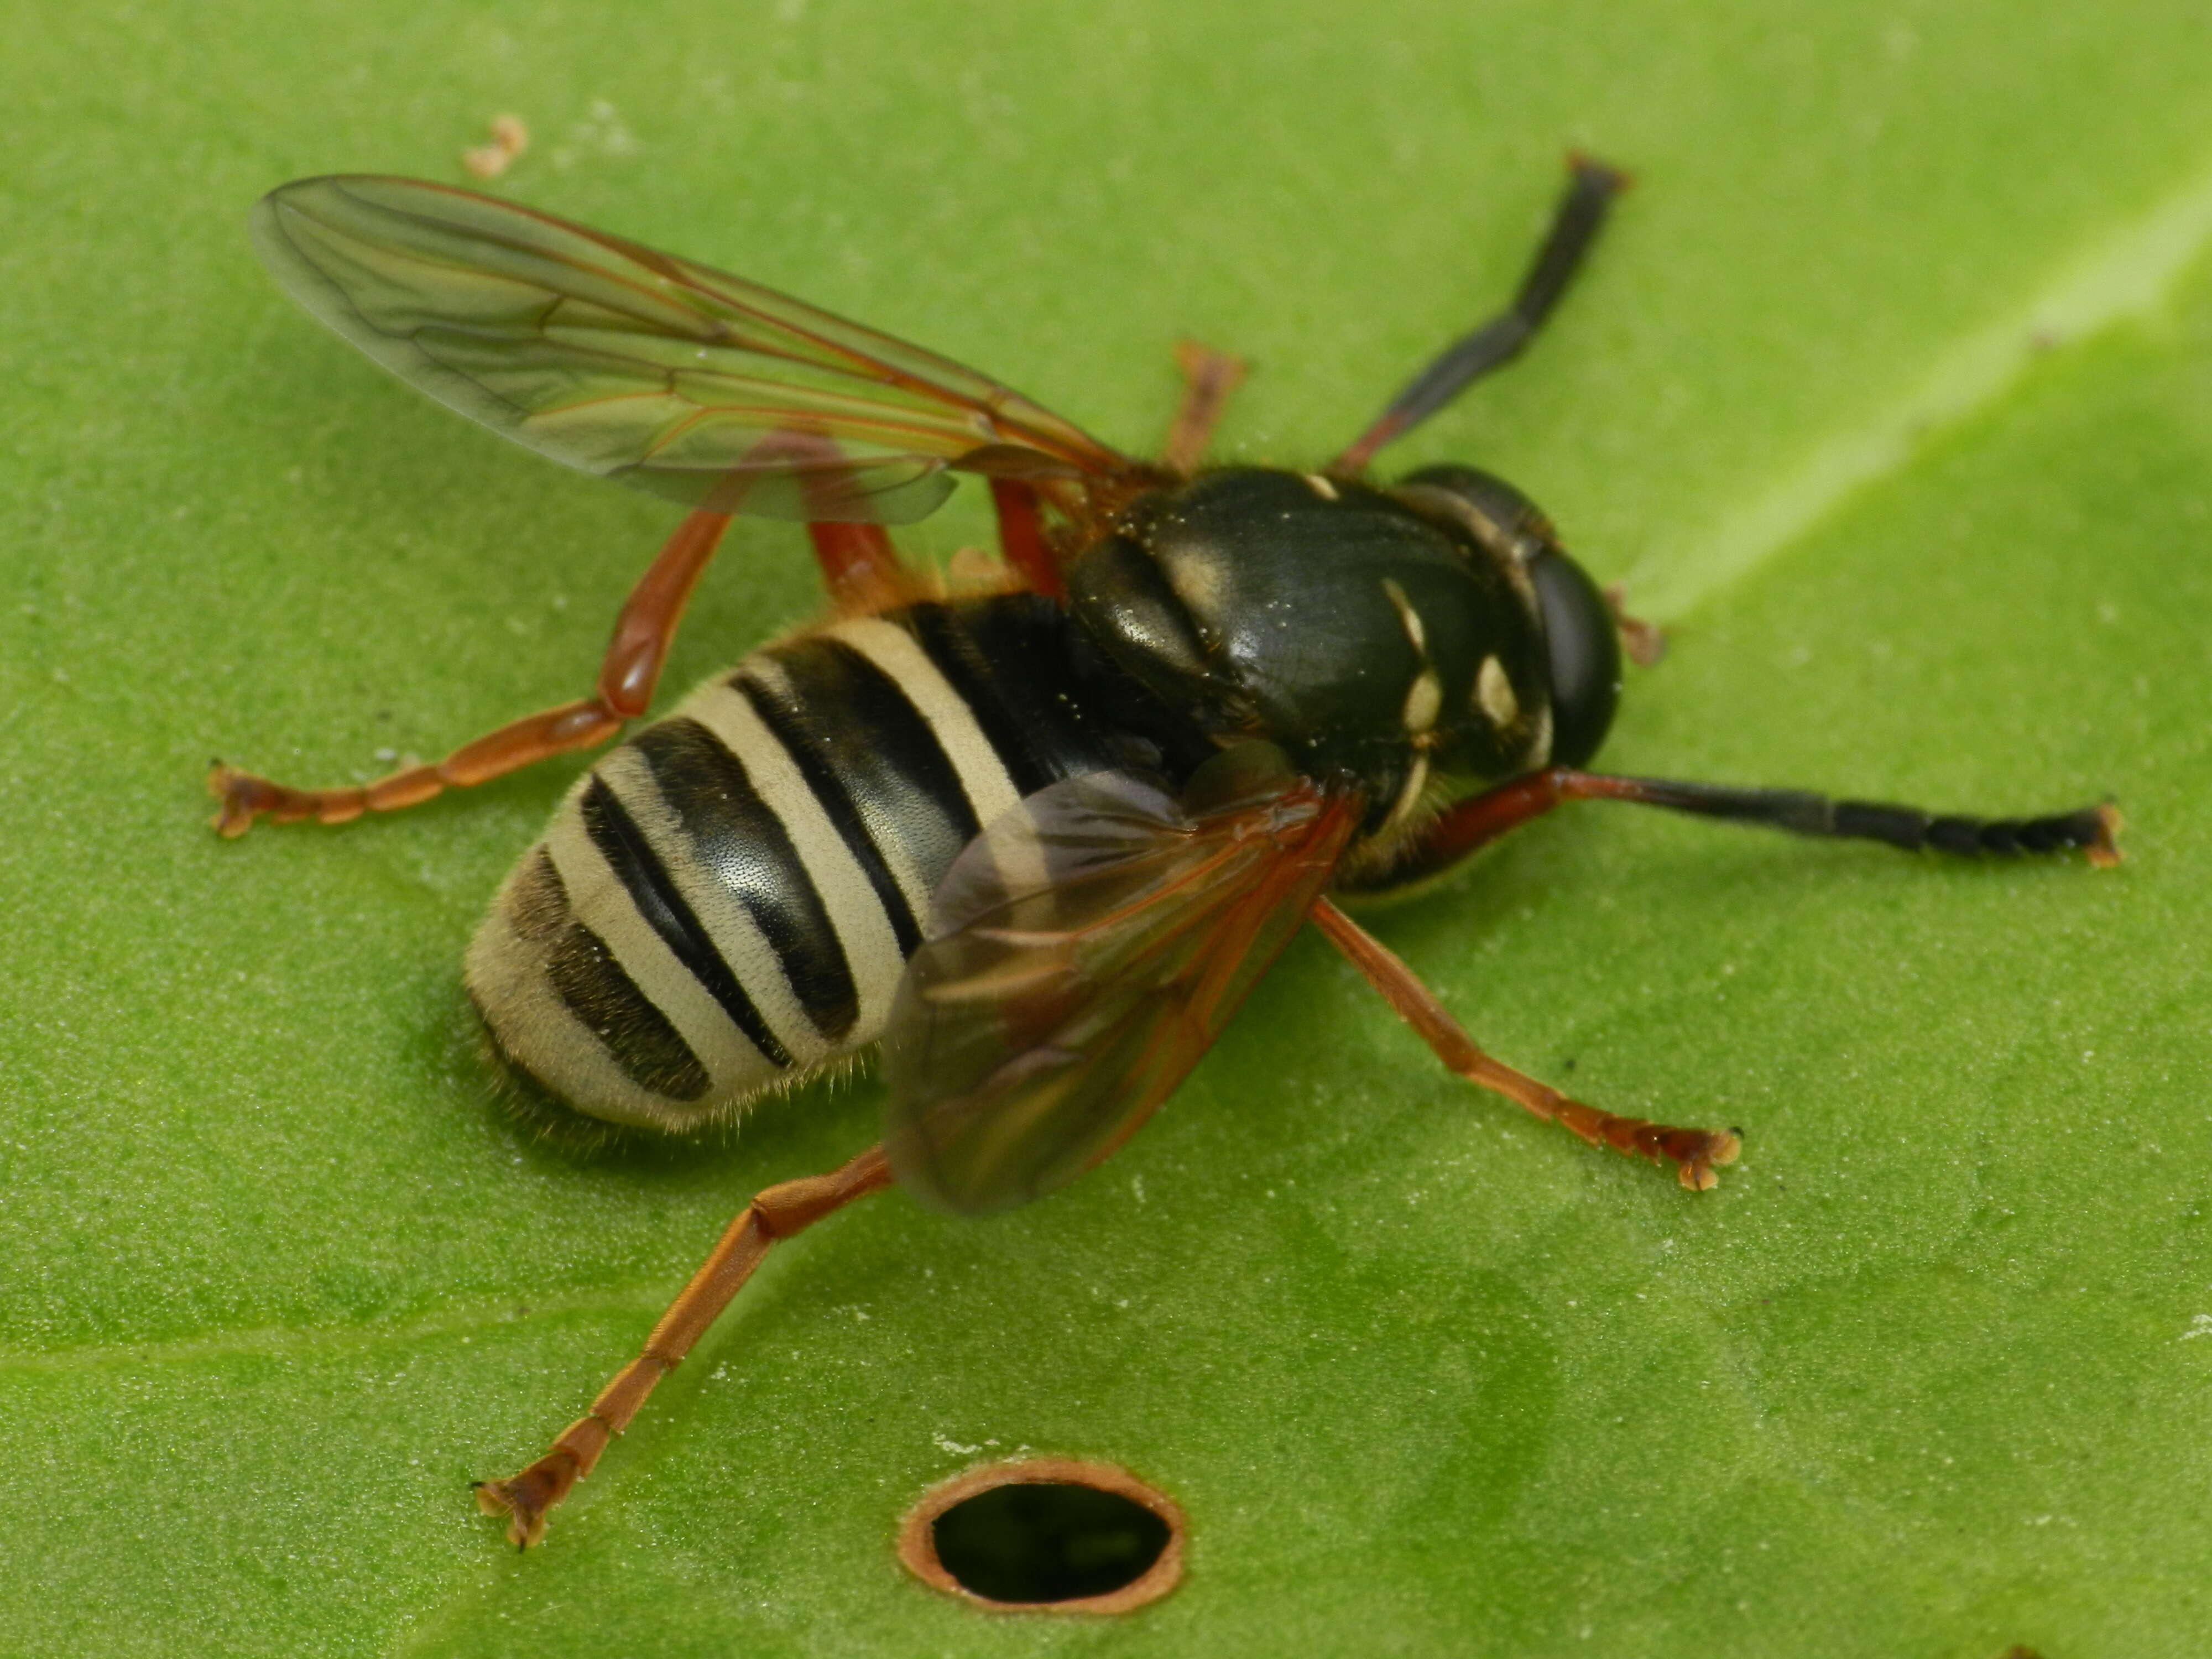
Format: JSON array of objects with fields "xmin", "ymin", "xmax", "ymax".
[{"xmin": 212, "ymin": 161, "xmax": 2118, "ymax": 1550}]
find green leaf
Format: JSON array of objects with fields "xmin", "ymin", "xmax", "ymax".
[{"xmin": 8, "ymin": 2, "xmax": 2212, "ymax": 1654}]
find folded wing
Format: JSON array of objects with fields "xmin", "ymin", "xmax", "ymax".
[
  {"xmin": 881, "ymin": 745, "xmax": 1360, "ymax": 1215},
  {"xmin": 252, "ymin": 175, "xmax": 1134, "ymax": 523}
]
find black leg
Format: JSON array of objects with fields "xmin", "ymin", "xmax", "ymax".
[
  {"xmin": 1333, "ymin": 156, "xmax": 1629, "ymax": 472},
  {"xmin": 1581, "ymin": 774, "xmax": 2122, "ymax": 860},
  {"xmin": 1342, "ymin": 768, "xmax": 2121, "ymax": 895}
]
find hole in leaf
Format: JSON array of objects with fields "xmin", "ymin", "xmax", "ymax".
[
  {"xmin": 934, "ymin": 1481, "xmax": 1167, "ymax": 1601},
  {"xmin": 898, "ymin": 1458, "xmax": 1185, "ymax": 1613}
]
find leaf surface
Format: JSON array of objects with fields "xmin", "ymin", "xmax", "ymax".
[{"xmin": 6, "ymin": 2, "xmax": 2212, "ymax": 1655}]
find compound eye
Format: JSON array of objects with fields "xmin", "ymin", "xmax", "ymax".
[
  {"xmin": 1526, "ymin": 546, "xmax": 1620, "ymax": 768},
  {"xmin": 1396, "ymin": 463, "xmax": 1552, "ymax": 556},
  {"xmin": 1395, "ymin": 463, "xmax": 1616, "ymax": 765}
]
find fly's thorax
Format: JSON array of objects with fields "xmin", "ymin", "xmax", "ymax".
[{"xmin": 1064, "ymin": 468, "xmax": 1556, "ymax": 823}]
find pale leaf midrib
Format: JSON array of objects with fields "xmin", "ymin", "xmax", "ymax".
[{"xmin": 1628, "ymin": 151, "xmax": 2212, "ymax": 619}]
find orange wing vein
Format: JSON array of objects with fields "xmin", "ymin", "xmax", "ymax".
[{"xmin": 252, "ymin": 175, "xmax": 1140, "ymax": 523}]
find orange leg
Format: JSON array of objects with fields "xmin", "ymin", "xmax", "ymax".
[
  {"xmin": 988, "ymin": 478, "xmax": 1062, "ymax": 600},
  {"xmin": 1601, "ymin": 583, "xmax": 1666, "ymax": 667},
  {"xmin": 210, "ymin": 510, "xmax": 731, "ymax": 836},
  {"xmin": 1161, "ymin": 340, "xmax": 1248, "ymax": 476},
  {"xmin": 477, "ymin": 1144, "xmax": 894, "ymax": 1548},
  {"xmin": 1310, "ymin": 899, "xmax": 1740, "ymax": 1191},
  {"xmin": 969, "ymin": 340, "xmax": 1244, "ymax": 606},
  {"xmin": 807, "ymin": 520, "xmax": 917, "ymax": 617}
]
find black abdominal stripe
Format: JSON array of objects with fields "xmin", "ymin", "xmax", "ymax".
[{"xmin": 466, "ymin": 601, "xmax": 1105, "ymax": 1133}]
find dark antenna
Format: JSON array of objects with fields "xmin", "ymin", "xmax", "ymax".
[{"xmin": 1333, "ymin": 156, "xmax": 1629, "ymax": 474}]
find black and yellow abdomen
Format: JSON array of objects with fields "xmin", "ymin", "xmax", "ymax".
[{"xmin": 467, "ymin": 594, "xmax": 1125, "ymax": 1135}]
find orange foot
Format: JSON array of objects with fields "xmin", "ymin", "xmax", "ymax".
[{"xmin": 473, "ymin": 1446, "xmax": 586, "ymax": 1550}]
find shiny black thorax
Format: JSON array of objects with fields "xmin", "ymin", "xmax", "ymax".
[{"xmin": 1062, "ymin": 467, "xmax": 1621, "ymax": 833}]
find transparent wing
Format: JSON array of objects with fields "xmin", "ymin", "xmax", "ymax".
[
  {"xmin": 252, "ymin": 175, "xmax": 1138, "ymax": 523},
  {"xmin": 880, "ymin": 745, "xmax": 1361, "ymax": 1217}
]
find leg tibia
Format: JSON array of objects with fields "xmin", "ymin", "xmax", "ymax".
[
  {"xmin": 1311, "ymin": 900, "xmax": 1738, "ymax": 1191},
  {"xmin": 1333, "ymin": 156, "xmax": 1627, "ymax": 472},
  {"xmin": 808, "ymin": 520, "xmax": 919, "ymax": 616},
  {"xmin": 1347, "ymin": 768, "xmax": 2121, "ymax": 896},
  {"xmin": 1161, "ymin": 340, "xmax": 1247, "ymax": 476},
  {"xmin": 210, "ymin": 701, "xmax": 619, "ymax": 836},
  {"xmin": 473, "ymin": 1146, "xmax": 892, "ymax": 1548},
  {"xmin": 1588, "ymin": 775, "xmax": 2121, "ymax": 864},
  {"xmin": 211, "ymin": 510, "xmax": 732, "ymax": 837}
]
